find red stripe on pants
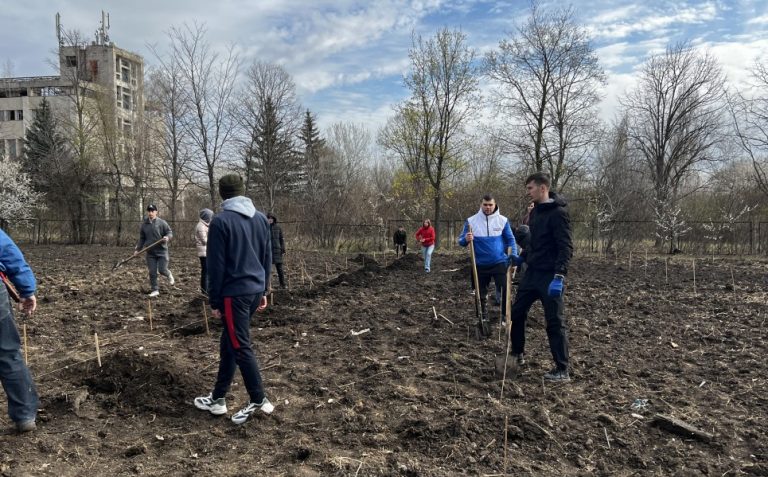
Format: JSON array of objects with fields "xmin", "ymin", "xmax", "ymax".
[{"xmin": 223, "ymin": 297, "xmax": 240, "ymax": 350}]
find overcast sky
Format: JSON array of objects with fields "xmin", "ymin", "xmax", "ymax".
[{"xmin": 1, "ymin": 0, "xmax": 766, "ymax": 134}]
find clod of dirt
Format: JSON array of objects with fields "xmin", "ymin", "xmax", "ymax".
[
  {"xmin": 81, "ymin": 350, "xmax": 203, "ymax": 416},
  {"xmin": 350, "ymin": 253, "xmax": 378, "ymax": 265},
  {"xmin": 124, "ymin": 443, "xmax": 147, "ymax": 457}
]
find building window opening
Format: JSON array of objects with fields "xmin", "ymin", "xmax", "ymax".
[{"xmin": 66, "ymin": 55, "xmax": 77, "ymax": 67}]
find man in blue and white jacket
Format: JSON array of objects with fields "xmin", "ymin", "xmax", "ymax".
[
  {"xmin": 458, "ymin": 194, "xmax": 518, "ymax": 328},
  {"xmin": 0, "ymin": 229, "xmax": 39, "ymax": 433}
]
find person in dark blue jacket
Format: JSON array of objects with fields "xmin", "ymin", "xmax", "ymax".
[
  {"xmin": 509, "ymin": 172, "xmax": 573, "ymax": 382},
  {"xmin": 0, "ymin": 229, "xmax": 39, "ymax": 433},
  {"xmin": 194, "ymin": 174, "xmax": 275, "ymax": 425},
  {"xmin": 458, "ymin": 194, "xmax": 518, "ymax": 331}
]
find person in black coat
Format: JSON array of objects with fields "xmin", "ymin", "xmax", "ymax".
[
  {"xmin": 509, "ymin": 172, "xmax": 573, "ymax": 382},
  {"xmin": 393, "ymin": 225, "xmax": 407, "ymax": 257},
  {"xmin": 266, "ymin": 213, "xmax": 286, "ymax": 288}
]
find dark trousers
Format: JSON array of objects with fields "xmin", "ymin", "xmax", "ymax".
[
  {"xmin": 272, "ymin": 263, "xmax": 285, "ymax": 287},
  {"xmin": 199, "ymin": 257, "xmax": 208, "ymax": 293},
  {"xmin": 0, "ymin": 286, "xmax": 38, "ymax": 423},
  {"xmin": 212, "ymin": 294, "xmax": 266, "ymax": 403},
  {"xmin": 146, "ymin": 254, "xmax": 170, "ymax": 291},
  {"xmin": 510, "ymin": 269, "xmax": 569, "ymax": 370},
  {"xmin": 476, "ymin": 263, "xmax": 508, "ymax": 319},
  {"xmin": 395, "ymin": 243, "xmax": 407, "ymax": 256}
]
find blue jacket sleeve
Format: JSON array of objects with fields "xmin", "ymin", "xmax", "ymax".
[
  {"xmin": 503, "ymin": 221, "xmax": 518, "ymax": 261},
  {"xmin": 206, "ymin": 218, "xmax": 226, "ymax": 310},
  {"xmin": 457, "ymin": 220, "xmax": 469, "ymax": 247},
  {"xmin": 0, "ymin": 230, "xmax": 36, "ymax": 298}
]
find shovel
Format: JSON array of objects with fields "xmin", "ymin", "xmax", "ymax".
[
  {"xmin": 496, "ymin": 249, "xmax": 520, "ymax": 391},
  {"xmin": 112, "ymin": 238, "xmax": 165, "ymax": 271},
  {"xmin": 468, "ymin": 225, "xmax": 489, "ymax": 339}
]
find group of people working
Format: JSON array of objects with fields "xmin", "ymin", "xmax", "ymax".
[
  {"xmin": 0, "ymin": 171, "xmax": 572, "ymax": 436},
  {"xmin": 393, "ymin": 172, "xmax": 574, "ymax": 381}
]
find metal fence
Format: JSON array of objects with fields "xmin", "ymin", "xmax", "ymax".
[{"xmin": 1, "ymin": 218, "xmax": 765, "ymax": 255}]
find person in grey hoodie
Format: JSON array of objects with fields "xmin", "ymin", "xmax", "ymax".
[
  {"xmin": 194, "ymin": 174, "xmax": 274, "ymax": 425},
  {"xmin": 134, "ymin": 204, "xmax": 174, "ymax": 297},
  {"xmin": 195, "ymin": 208, "xmax": 214, "ymax": 294}
]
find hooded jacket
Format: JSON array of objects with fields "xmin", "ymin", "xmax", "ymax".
[
  {"xmin": 206, "ymin": 196, "xmax": 272, "ymax": 310},
  {"xmin": 194, "ymin": 209, "xmax": 213, "ymax": 258},
  {"xmin": 521, "ymin": 192, "xmax": 573, "ymax": 275},
  {"xmin": 458, "ymin": 206, "xmax": 517, "ymax": 267}
]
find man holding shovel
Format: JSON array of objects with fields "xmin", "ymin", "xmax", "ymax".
[
  {"xmin": 0, "ymin": 229, "xmax": 39, "ymax": 433},
  {"xmin": 458, "ymin": 194, "xmax": 518, "ymax": 336},
  {"xmin": 134, "ymin": 204, "xmax": 174, "ymax": 298},
  {"xmin": 509, "ymin": 173, "xmax": 573, "ymax": 382}
]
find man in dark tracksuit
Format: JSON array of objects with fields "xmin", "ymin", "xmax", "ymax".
[
  {"xmin": 510, "ymin": 172, "xmax": 573, "ymax": 381},
  {"xmin": 0, "ymin": 230, "xmax": 39, "ymax": 433},
  {"xmin": 134, "ymin": 204, "xmax": 174, "ymax": 297},
  {"xmin": 393, "ymin": 226, "xmax": 407, "ymax": 257},
  {"xmin": 266, "ymin": 213, "xmax": 286, "ymax": 288},
  {"xmin": 194, "ymin": 174, "xmax": 275, "ymax": 425}
]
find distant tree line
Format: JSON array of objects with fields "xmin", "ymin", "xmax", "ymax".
[{"xmin": 4, "ymin": 2, "xmax": 767, "ymax": 251}]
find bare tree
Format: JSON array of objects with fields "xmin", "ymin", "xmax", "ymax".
[
  {"xmin": 145, "ymin": 46, "xmax": 194, "ymax": 221},
  {"xmin": 485, "ymin": 3, "xmax": 605, "ymax": 189},
  {"xmin": 622, "ymin": 42, "xmax": 727, "ymax": 229},
  {"xmin": 55, "ymin": 29, "xmax": 105, "ymax": 243},
  {"xmin": 382, "ymin": 27, "xmax": 479, "ymax": 247},
  {"xmin": 730, "ymin": 58, "xmax": 768, "ymax": 198},
  {"xmin": 236, "ymin": 62, "xmax": 302, "ymax": 211},
  {"xmin": 169, "ymin": 23, "xmax": 239, "ymax": 207}
]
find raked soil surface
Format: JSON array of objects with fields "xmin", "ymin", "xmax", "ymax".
[{"xmin": 0, "ymin": 244, "xmax": 766, "ymax": 476}]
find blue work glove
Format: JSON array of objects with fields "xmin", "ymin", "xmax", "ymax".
[
  {"xmin": 507, "ymin": 255, "xmax": 523, "ymax": 268},
  {"xmin": 548, "ymin": 274, "xmax": 565, "ymax": 297}
]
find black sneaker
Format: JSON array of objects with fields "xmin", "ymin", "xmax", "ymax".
[
  {"xmin": 512, "ymin": 353, "xmax": 526, "ymax": 366},
  {"xmin": 543, "ymin": 367, "xmax": 570, "ymax": 382}
]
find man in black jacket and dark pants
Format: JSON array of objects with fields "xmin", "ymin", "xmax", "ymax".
[
  {"xmin": 266, "ymin": 213, "xmax": 286, "ymax": 288},
  {"xmin": 510, "ymin": 172, "xmax": 573, "ymax": 381},
  {"xmin": 393, "ymin": 225, "xmax": 407, "ymax": 257}
]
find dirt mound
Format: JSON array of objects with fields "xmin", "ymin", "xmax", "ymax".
[
  {"xmin": 82, "ymin": 350, "xmax": 203, "ymax": 416},
  {"xmin": 349, "ymin": 253, "xmax": 379, "ymax": 265},
  {"xmin": 386, "ymin": 253, "xmax": 422, "ymax": 271}
]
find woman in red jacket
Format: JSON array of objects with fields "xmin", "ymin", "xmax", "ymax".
[{"xmin": 414, "ymin": 219, "xmax": 436, "ymax": 272}]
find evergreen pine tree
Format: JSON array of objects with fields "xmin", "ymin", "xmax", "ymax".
[{"xmin": 22, "ymin": 98, "xmax": 66, "ymax": 194}]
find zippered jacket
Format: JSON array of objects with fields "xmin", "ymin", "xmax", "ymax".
[
  {"xmin": 458, "ymin": 207, "xmax": 518, "ymax": 267},
  {"xmin": 521, "ymin": 192, "xmax": 573, "ymax": 275}
]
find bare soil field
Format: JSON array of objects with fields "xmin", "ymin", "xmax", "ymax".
[{"xmin": 0, "ymin": 244, "xmax": 766, "ymax": 476}]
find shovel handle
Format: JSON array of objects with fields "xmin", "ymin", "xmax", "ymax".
[
  {"xmin": 113, "ymin": 238, "xmax": 165, "ymax": 270},
  {"xmin": 0, "ymin": 272, "xmax": 20, "ymax": 303},
  {"xmin": 468, "ymin": 225, "xmax": 482, "ymax": 318}
]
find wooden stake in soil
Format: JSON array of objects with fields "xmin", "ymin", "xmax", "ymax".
[
  {"xmin": 644, "ymin": 249, "xmax": 648, "ymax": 275},
  {"xmin": 94, "ymin": 332, "xmax": 102, "ymax": 367},
  {"xmin": 22, "ymin": 323, "xmax": 28, "ymax": 365},
  {"xmin": 432, "ymin": 306, "xmax": 438, "ymax": 321},
  {"xmin": 665, "ymin": 257, "xmax": 669, "ymax": 284},
  {"xmin": 503, "ymin": 415, "xmax": 509, "ymax": 476},
  {"xmin": 629, "ymin": 251, "xmax": 632, "ymax": 271},
  {"xmin": 202, "ymin": 304, "xmax": 210, "ymax": 335},
  {"xmin": 499, "ymin": 249, "xmax": 514, "ymax": 401},
  {"xmin": 147, "ymin": 299, "xmax": 153, "ymax": 331},
  {"xmin": 730, "ymin": 265, "xmax": 736, "ymax": 290}
]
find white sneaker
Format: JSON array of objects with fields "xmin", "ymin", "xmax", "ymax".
[
  {"xmin": 231, "ymin": 398, "xmax": 274, "ymax": 425},
  {"xmin": 194, "ymin": 394, "xmax": 228, "ymax": 415},
  {"xmin": 148, "ymin": 290, "xmax": 160, "ymax": 298},
  {"xmin": 167, "ymin": 271, "xmax": 175, "ymax": 285}
]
